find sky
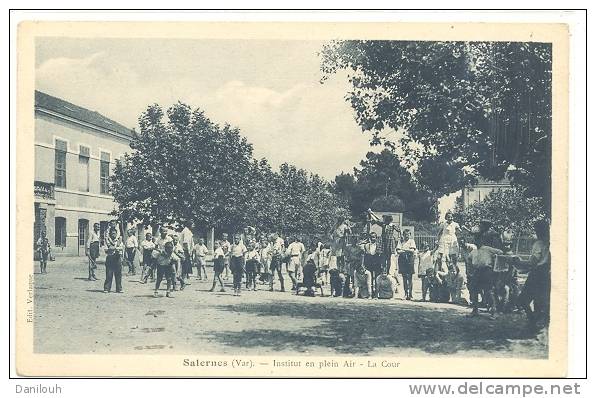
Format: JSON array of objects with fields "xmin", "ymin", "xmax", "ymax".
[{"xmin": 35, "ymin": 38, "xmax": 376, "ymax": 180}]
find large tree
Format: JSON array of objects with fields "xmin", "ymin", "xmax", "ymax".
[
  {"xmin": 111, "ymin": 102, "xmax": 347, "ymax": 235},
  {"xmin": 332, "ymin": 149, "xmax": 438, "ymax": 222},
  {"xmin": 321, "ymin": 41, "xmax": 552, "ymax": 214}
]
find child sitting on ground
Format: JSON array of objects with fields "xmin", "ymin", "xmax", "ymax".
[{"xmin": 295, "ymin": 259, "xmax": 324, "ymax": 297}]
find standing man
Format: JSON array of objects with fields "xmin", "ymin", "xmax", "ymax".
[
  {"xmin": 104, "ymin": 228, "xmax": 124, "ymax": 293},
  {"xmin": 269, "ymin": 234, "xmax": 285, "ymax": 292},
  {"xmin": 86, "ymin": 223, "xmax": 101, "ymax": 281}
]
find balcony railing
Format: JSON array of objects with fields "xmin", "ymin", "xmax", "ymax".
[{"xmin": 34, "ymin": 181, "xmax": 55, "ymax": 200}]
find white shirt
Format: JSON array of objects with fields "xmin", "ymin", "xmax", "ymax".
[
  {"xmin": 418, "ymin": 250, "xmax": 434, "ymax": 275},
  {"xmin": 214, "ymin": 247, "xmax": 225, "ymax": 258},
  {"xmin": 180, "ymin": 227, "xmax": 194, "ymax": 248},
  {"xmin": 125, "ymin": 235, "xmax": 138, "ymax": 249},
  {"xmin": 193, "ymin": 243, "xmax": 209, "ymax": 257},
  {"xmin": 439, "ymin": 221, "xmax": 459, "ymax": 244},
  {"xmin": 141, "ymin": 239, "xmax": 156, "ymax": 250},
  {"xmin": 287, "ymin": 241, "xmax": 304, "ymax": 256}
]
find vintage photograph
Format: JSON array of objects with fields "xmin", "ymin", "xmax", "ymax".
[{"xmin": 16, "ymin": 21, "xmax": 568, "ymax": 377}]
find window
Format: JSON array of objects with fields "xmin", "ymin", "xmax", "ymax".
[
  {"xmin": 55, "ymin": 217, "xmax": 66, "ymax": 247},
  {"xmin": 79, "ymin": 146, "xmax": 90, "ymax": 192},
  {"xmin": 100, "ymin": 151, "xmax": 111, "ymax": 194},
  {"xmin": 54, "ymin": 139, "xmax": 67, "ymax": 188}
]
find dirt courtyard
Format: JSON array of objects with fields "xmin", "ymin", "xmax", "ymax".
[{"xmin": 33, "ymin": 257, "xmax": 547, "ymax": 358}]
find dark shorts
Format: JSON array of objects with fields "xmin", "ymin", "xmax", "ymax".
[
  {"xmin": 230, "ymin": 256, "xmax": 244, "ymax": 274},
  {"xmin": 246, "ymin": 259, "xmax": 259, "ymax": 273},
  {"xmin": 469, "ymin": 266, "xmax": 495, "ymax": 292},
  {"xmin": 364, "ymin": 254, "xmax": 382, "ymax": 274},
  {"xmin": 398, "ymin": 252, "xmax": 415, "ymax": 275},
  {"xmin": 214, "ymin": 258, "xmax": 225, "ymax": 274}
]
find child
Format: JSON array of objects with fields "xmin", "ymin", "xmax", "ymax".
[
  {"xmin": 230, "ymin": 235, "xmax": 247, "ymax": 296},
  {"xmin": 286, "ymin": 236, "xmax": 304, "ymax": 290},
  {"xmin": 318, "ymin": 243, "xmax": 331, "ymax": 286},
  {"xmin": 193, "ymin": 238, "xmax": 209, "ymax": 280},
  {"xmin": 353, "ymin": 263, "xmax": 373, "ymax": 299},
  {"xmin": 258, "ymin": 239, "xmax": 271, "ymax": 284},
  {"xmin": 153, "ymin": 241, "xmax": 176, "ymax": 298},
  {"xmin": 86, "ymin": 223, "xmax": 100, "ymax": 280},
  {"xmin": 181, "ymin": 241, "xmax": 193, "ymax": 282},
  {"xmin": 140, "ymin": 232, "xmax": 156, "ymax": 284},
  {"xmin": 295, "ymin": 259, "xmax": 323, "ymax": 297},
  {"xmin": 220, "ymin": 233, "xmax": 231, "ymax": 280},
  {"xmin": 375, "ymin": 270, "xmax": 398, "ymax": 299},
  {"xmin": 245, "ymin": 243, "xmax": 260, "ymax": 291},
  {"xmin": 104, "ymin": 228, "xmax": 124, "ymax": 293},
  {"xmin": 36, "ymin": 231, "xmax": 51, "ymax": 274},
  {"xmin": 417, "ymin": 243, "xmax": 434, "ymax": 301},
  {"xmin": 209, "ymin": 241, "xmax": 226, "ymax": 292},
  {"xmin": 445, "ymin": 265, "xmax": 466, "ymax": 305},
  {"xmin": 397, "ymin": 230, "xmax": 417, "ymax": 300},
  {"xmin": 124, "ymin": 229, "xmax": 139, "ymax": 276},
  {"xmin": 171, "ymin": 234, "xmax": 186, "ymax": 291},
  {"xmin": 269, "ymin": 235, "xmax": 285, "ymax": 292}
]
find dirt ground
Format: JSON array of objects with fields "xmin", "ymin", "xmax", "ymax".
[{"xmin": 33, "ymin": 257, "xmax": 547, "ymax": 358}]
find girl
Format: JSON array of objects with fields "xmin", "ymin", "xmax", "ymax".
[
  {"xmin": 397, "ymin": 229, "xmax": 417, "ymax": 300},
  {"xmin": 436, "ymin": 211, "xmax": 462, "ymax": 272},
  {"xmin": 140, "ymin": 232, "xmax": 156, "ymax": 284},
  {"xmin": 208, "ymin": 241, "xmax": 226, "ymax": 292}
]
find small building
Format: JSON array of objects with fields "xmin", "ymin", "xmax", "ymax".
[
  {"xmin": 460, "ymin": 177, "xmax": 512, "ymax": 210},
  {"xmin": 34, "ymin": 91, "xmax": 134, "ymax": 256}
]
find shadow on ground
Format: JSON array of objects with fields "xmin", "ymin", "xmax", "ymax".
[{"xmin": 208, "ymin": 301, "xmax": 542, "ymax": 357}]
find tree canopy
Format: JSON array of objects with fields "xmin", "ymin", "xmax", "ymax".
[
  {"xmin": 453, "ymin": 187, "xmax": 546, "ymax": 238},
  {"xmin": 321, "ymin": 40, "xmax": 552, "ymax": 214},
  {"xmin": 331, "ymin": 149, "xmax": 438, "ymax": 222},
  {"xmin": 111, "ymin": 102, "xmax": 347, "ymax": 235}
]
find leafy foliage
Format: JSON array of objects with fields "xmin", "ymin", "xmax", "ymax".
[
  {"xmin": 111, "ymin": 103, "xmax": 347, "ymax": 235},
  {"xmin": 331, "ymin": 149, "xmax": 438, "ymax": 222},
  {"xmin": 321, "ymin": 41, "xmax": 552, "ymax": 214},
  {"xmin": 453, "ymin": 188, "xmax": 546, "ymax": 237}
]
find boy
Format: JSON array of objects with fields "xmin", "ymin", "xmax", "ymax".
[
  {"xmin": 36, "ymin": 231, "xmax": 51, "ymax": 275},
  {"xmin": 125, "ymin": 228, "xmax": 138, "ymax": 276},
  {"xmin": 209, "ymin": 241, "xmax": 226, "ymax": 292},
  {"xmin": 104, "ymin": 228, "xmax": 124, "ymax": 293},
  {"xmin": 417, "ymin": 243, "xmax": 434, "ymax": 301},
  {"xmin": 269, "ymin": 235, "xmax": 285, "ymax": 292},
  {"xmin": 295, "ymin": 259, "xmax": 323, "ymax": 297},
  {"xmin": 221, "ymin": 233, "xmax": 231, "ymax": 280},
  {"xmin": 286, "ymin": 236, "xmax": 304, "ymax": 290},
  {"xmin": 171, "ymin": 234, "xmax": 186, "ymax": 290},
  {"xmin": 245, "ymin": 243, "xmax": 260, "ymax": 291},
  {"xmin": 153, "ymin": 241, "xmax": 176, "ymax": 298},
  {"xmin": 230, "ymin": 235, "xmax": 247, "ymax": 296},
  {"xmin": 353, "ymin": 263, "xmax": 373, "ymax": 299},
  {"xmin": 193, "ymin": 238, "xmax": 209, "ymax": 280},
  {"xmin": 140, "ymin": 232, "xmax": 156, "ymax": 284}
]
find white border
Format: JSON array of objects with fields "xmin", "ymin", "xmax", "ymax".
[{"xmin": 5, "ymin": 5, "xmax": 588, "ymax": 393}]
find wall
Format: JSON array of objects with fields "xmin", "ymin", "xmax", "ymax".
[{"xmin": 34, "ymin": 111, "xmax": 132, "ymax": 256}]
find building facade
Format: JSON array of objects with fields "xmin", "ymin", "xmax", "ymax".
[
  {"xmin": 34, "ymin": 91, "xmax": 134, "ymax": 256},
  {"xmin": 460, "ymin": 177, "xmax": 512, "ymax": 210}
]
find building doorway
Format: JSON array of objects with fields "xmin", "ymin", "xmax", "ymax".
[{"xmin": 78, "ymin": 219, "xmax": 89, "ymax": 256}]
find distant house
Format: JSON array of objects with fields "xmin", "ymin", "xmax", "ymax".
[
  {"xmin": 460, "ymin": 177, "xmax": 512, "ymax": 210},
  {"xmin": 34, "ymin": 90, "xmax": 134, "ymax": 256}
]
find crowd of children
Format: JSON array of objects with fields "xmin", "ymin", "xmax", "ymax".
[{"xmin": 38, "ymin": 211, "xmax": 549, "ymax": 330}]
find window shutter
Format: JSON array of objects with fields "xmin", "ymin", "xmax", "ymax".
[
  {"xmin": 79, "ymin": 145, "xmax": 90, "ymax": 158},
  {"xmin": 55, "ymin": 139, "xmax": 67, "ymax": 152}
]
